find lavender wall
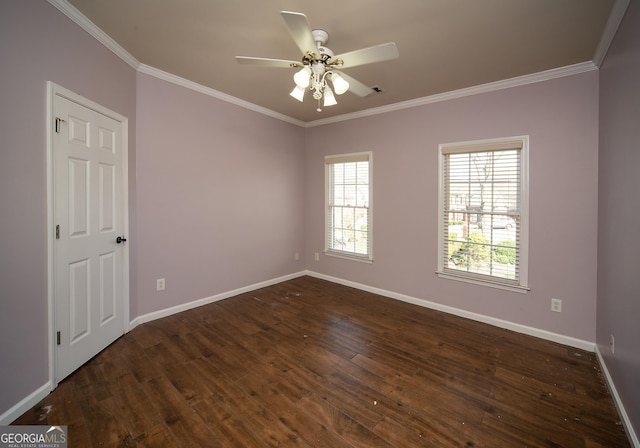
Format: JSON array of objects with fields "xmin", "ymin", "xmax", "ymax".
[
  {"xmin": 1, "ymin": 0, "xmax": 634, "ymax": 437},
  {"xmin": 134, "ymin": 73, "xmax": 305, "ymax": 317},
  {"xmin": 598, "ymin": 0, "xmax": 640, "ymax": 438},
  {"xmin": 0, "ymin": 1, "xmax": 136, "ymax": 416},
  {"xmin": 305, "ymin": 72, "xmax": 600, "ymax": 342},
  {"xmin": 0, "ymin": 1, "xmax": 305, "ymax": 419}
]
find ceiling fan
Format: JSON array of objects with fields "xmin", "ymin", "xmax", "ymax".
[{"xmin": 236, "ymin": 11, "xmax": 399, "ymax": 112}]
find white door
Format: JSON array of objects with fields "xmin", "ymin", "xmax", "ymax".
[{"xmin": 52, "ymin": 88, "xmax": 128, "ymax": 383}]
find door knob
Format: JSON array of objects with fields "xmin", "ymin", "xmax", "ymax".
[{"xmin": 116, "ymin": 236, "xmax": 127, "ymax": 244}]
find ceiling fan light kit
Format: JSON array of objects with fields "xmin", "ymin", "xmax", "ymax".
[
  {"xmin": 236, "ymin": 11, "xmax": 399, "ymax": 112},
  {"xmin": 290, "ymin": 60, "xmax": 348, "ymax": 111}
]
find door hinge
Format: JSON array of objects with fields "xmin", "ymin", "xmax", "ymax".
[
  {"xmin": 56, "ymin": 331, "xmax": 61, "ymax": 346},
  {"xmin": 55, "ymin": 117, "xmax": 66, "ymax": 134},
  {"xmin": 55, "ymin": 224, "xmax": 60, "ymax": 239}
]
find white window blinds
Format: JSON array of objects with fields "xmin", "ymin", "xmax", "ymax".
[
  {"xmin": 439, "ymin": 137, "xmax": 528, "ymax": 290},
  {"xmin": 325, "ymin": 152, "xmax": 372, "ymax": 260}
]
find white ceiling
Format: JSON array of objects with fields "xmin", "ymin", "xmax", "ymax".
[{"xmin": 63, "ymin": 0, "xmax": 620, "ymax": 124}]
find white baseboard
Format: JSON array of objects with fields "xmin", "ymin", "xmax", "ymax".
[
  {"xmin": 311, "ymin": 270, "xmax": 640, "ymax": 444},
  {"xmin": 0, "ymin": 382, "xmax": 52, "ymax": 426},
  {"xmin": 129, "ymin": 271, "xmax": 307, "ymax": 329},
  {"xmin": 305, "ymin": 270, "xmax": 595, "ymax": 352},
  {"xmin": 2, "ymin": 270, "xmax": 619, "ymax": 434},
  {"xmin": 1, "ymin": 271, "xmax": 307, "ymax": 426},
  {"xmin": 130, "ymin": 269, "xmax": 593, "ymax": 351},
  {"xmin": 595, "ymin": 345, "xmax": 640, "ymax": 447}
]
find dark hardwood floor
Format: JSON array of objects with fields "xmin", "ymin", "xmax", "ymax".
[{"xmin": 14, "ymin": 276, "xmax": 629, "ymax": 447}]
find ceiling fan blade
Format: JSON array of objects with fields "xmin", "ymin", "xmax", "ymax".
[
  {"xmin": 335, "ymin": 71, "xmax": 375, "ymax": 97},
  {"xmin": 235, "ymin": 56, "xmax": 302, "ymax": 68},
  {"xmin": 280, "ymin": 11, "xmax": 317, "ymax": 55},
  {"xmin": 331, "ymin": 42, "xmax": 399, "ymax": 69}
]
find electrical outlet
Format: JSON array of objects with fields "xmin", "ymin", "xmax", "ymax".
[
  {"xmin": 315, "ymin": 252, "xmax": 320, "ymax": 261},
  {"xmin": 551, "ymin": 298, "xmax": 562, "ymax": 313},
  {"xmin": 610, "ymin": 334, "xmax": 615, "ymax": 354},
  {"xmin": 156, "ymin": 278, "xmax": 165, "ymax": 291},
  {"xmin": 294, "ymin": 252, "xmax": 300, "ymax": 261}
]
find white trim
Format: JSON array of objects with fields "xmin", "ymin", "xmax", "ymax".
[
  {"xmin": 2, "ymin": 271, "xmax": 304, "ymax": 426},
  {"xmin": 47, "ymin": 0, "xmax": 139, "ymax": 70},
  {"xmin": 48, "ymin": 0, "xmax": 618, "ymax": 128},
  {"xmin": 305, "ymin": 270, "xmax": 594, "ymax": 351},
  {"xmin": 305, "ymin": 62, "xmax": 598, "ymax": 127},
  {"xmin": 324, "ymin": 152, "xmax": 373, "ymax": 261},
  {"xmin": 435, "ymin": 271, "xmax": 529, "ymax": 294},
  {"xmin": 324, "ymin": 251, "xmax": 373, "ymax": 264},
  {"xmin": 129, "ymin": 271, "xmax": 307, "ymax": 329},
  {"xmin": 6, "ymin": 269, "xmax": 612, "ymax": 428},
  {"xmin": 0, "ymin": 382, "xmax": 52, "ymax": 425},
  {"xmin": 47, "ymin": 0, "xmax": 304, "ymax": 126},
  {"xmin": 50, "ymin": 82, "xmax": 129, "ymax": 123},
  {"xmin": 593, "ymin": 0, "xmax": 631, "ymax": 67},
  {"xmin": 47, "ymin": 82, "xmax": 130, "ymax": 389},
  {"xmin": 595, "ymin": 344, "xmax": 640, "ymax": 447},
  {"xmin": 46, "ymin": 81, "xmax": 56, "ymax": 399},
  {"xmin": 137, "ymin": 65, "xmax": 306, "ymax": 127},
  {"xmin": 437, "ymin": 135, "xmax": 529, "ymax": 291}
]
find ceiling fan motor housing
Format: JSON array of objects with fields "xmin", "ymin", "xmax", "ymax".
[{"xmin": 311, "ymin": 29, "xmax": 334, "ymax": 58}]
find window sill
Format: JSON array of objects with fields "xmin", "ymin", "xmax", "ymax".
[
  {"xmin": 324, "ymin": 251, "xmax": 373, "ymax": 264},
  {"xmin": 436, "ymin": 270, "xmax": 529, "ymax": 294}
]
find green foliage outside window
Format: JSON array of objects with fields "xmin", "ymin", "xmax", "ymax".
[
  {"xmin": 450, "ymin": 232, "xmax": 489, "ymax": 266},
  {"xmin": 493, "ymin": 240, "xmax": 516, "ymax": 265}
]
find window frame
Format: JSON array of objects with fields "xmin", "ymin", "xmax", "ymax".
[
  {"xmin": 324, "ymin": 151, "xmax": 373, "ymax": 262},
  {"xmin": 437, "ymin": 136, "xmax": 529, "ymax": 292}
]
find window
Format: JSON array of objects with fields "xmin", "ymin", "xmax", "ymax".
[
  {"xmin": 437, "ymin": 137, "xmax": 529, "ymax": 291},
  {"xmin": 325, "ymin": 152, "xmax": 372, "ymax": 261}
]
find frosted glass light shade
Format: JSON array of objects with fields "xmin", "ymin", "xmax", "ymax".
[
  {"xmin": 323, "ymin": 87, "xmax": 337, "ymax": 106},
  {"xmin": 293, "ymin": 67, "xmax": 311, "ymax": 88},
  {"xmin": 290, "ymin": 85, "xmax": 306, "ymax": 102},
  {"xmin": 330, "ymin": 73, "xmax": 349, "ymax": 95}
]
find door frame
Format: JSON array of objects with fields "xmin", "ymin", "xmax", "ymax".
[{"xmin": 46, "ymin": 82, "xmax": 130, "ymax": 389}]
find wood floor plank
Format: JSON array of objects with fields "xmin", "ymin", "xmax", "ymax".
[
  {"xmin": 188, "ymin": 357, "xmax": 279, "ymax": 433},
  {"xmin": 479, "ymin": 409, "xmax": 586, "ymax": 448},
  {"xmin": 157, "ymin": 359, "xmax": 214, "ymax": 405},
  {"xmin": 295, "ymin": 366, "xmax": 385, "ymax": 430},
  {"xmin": 238, "ymin": 372, "xmax": 354, "ymax": 448},
  {"xmin": 193, "ymin": 396, "xmax": 269, "ymax": 448},
  {"xmin": 75, "ymin": 392, "xmax": 135, "ymax": 447},
  {"xmin": 372, "ymin": 407, "xmax": 467, "ymax": 447},
  {"xmin": 12, "ymin": 276, "xmax": 630, "ymax": 447},
  {"xmin": 376, "ymin": 417, "xmax": 449, "ymax": 447},
  {"xmin": 491, "ymin": 366, "xmax": 627, "ymax": 446},
  {"xmin": 133, "ymin": 425, "xmax": 179, "ymax": 447},
  {"xmin": 296, "ymin": 391, "xmax": 393, "ymax": 448},
  {"xmin": 181, "ymin": 326, "xmax": 225, "ymax": 357},
  {"xmin": 115, "ymin": 333, "xmax": 162, "ymax": 383},
  {"xmin": 141, "ymin": 375, "xmax": 223, "ymax": 447},
  {"xmin": 107, "ymin": 372, "xmax": 166, "ymax": 441}
]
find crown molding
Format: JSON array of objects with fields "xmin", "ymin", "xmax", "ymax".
[
  {"xmin": 47, "ymin": 0, "xmax": 139, "ymax": 70},
  {"xmin": 47, "ymin": 0, "xmax": 305, "ymax": 126},
  {"xmin": 593, "ymin": 0, "xmax": 631, "ymax": 67},
  {"xmin": 137, "ymin": 65, "xmax": 305, "ymax": 127},
  {"xmin": 48, "ymin": 0, "xmax": 621, "ymax": 128},
  {"xmin": 305, "ymin": 61, "xmax": 598, "ymax": 127}
]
